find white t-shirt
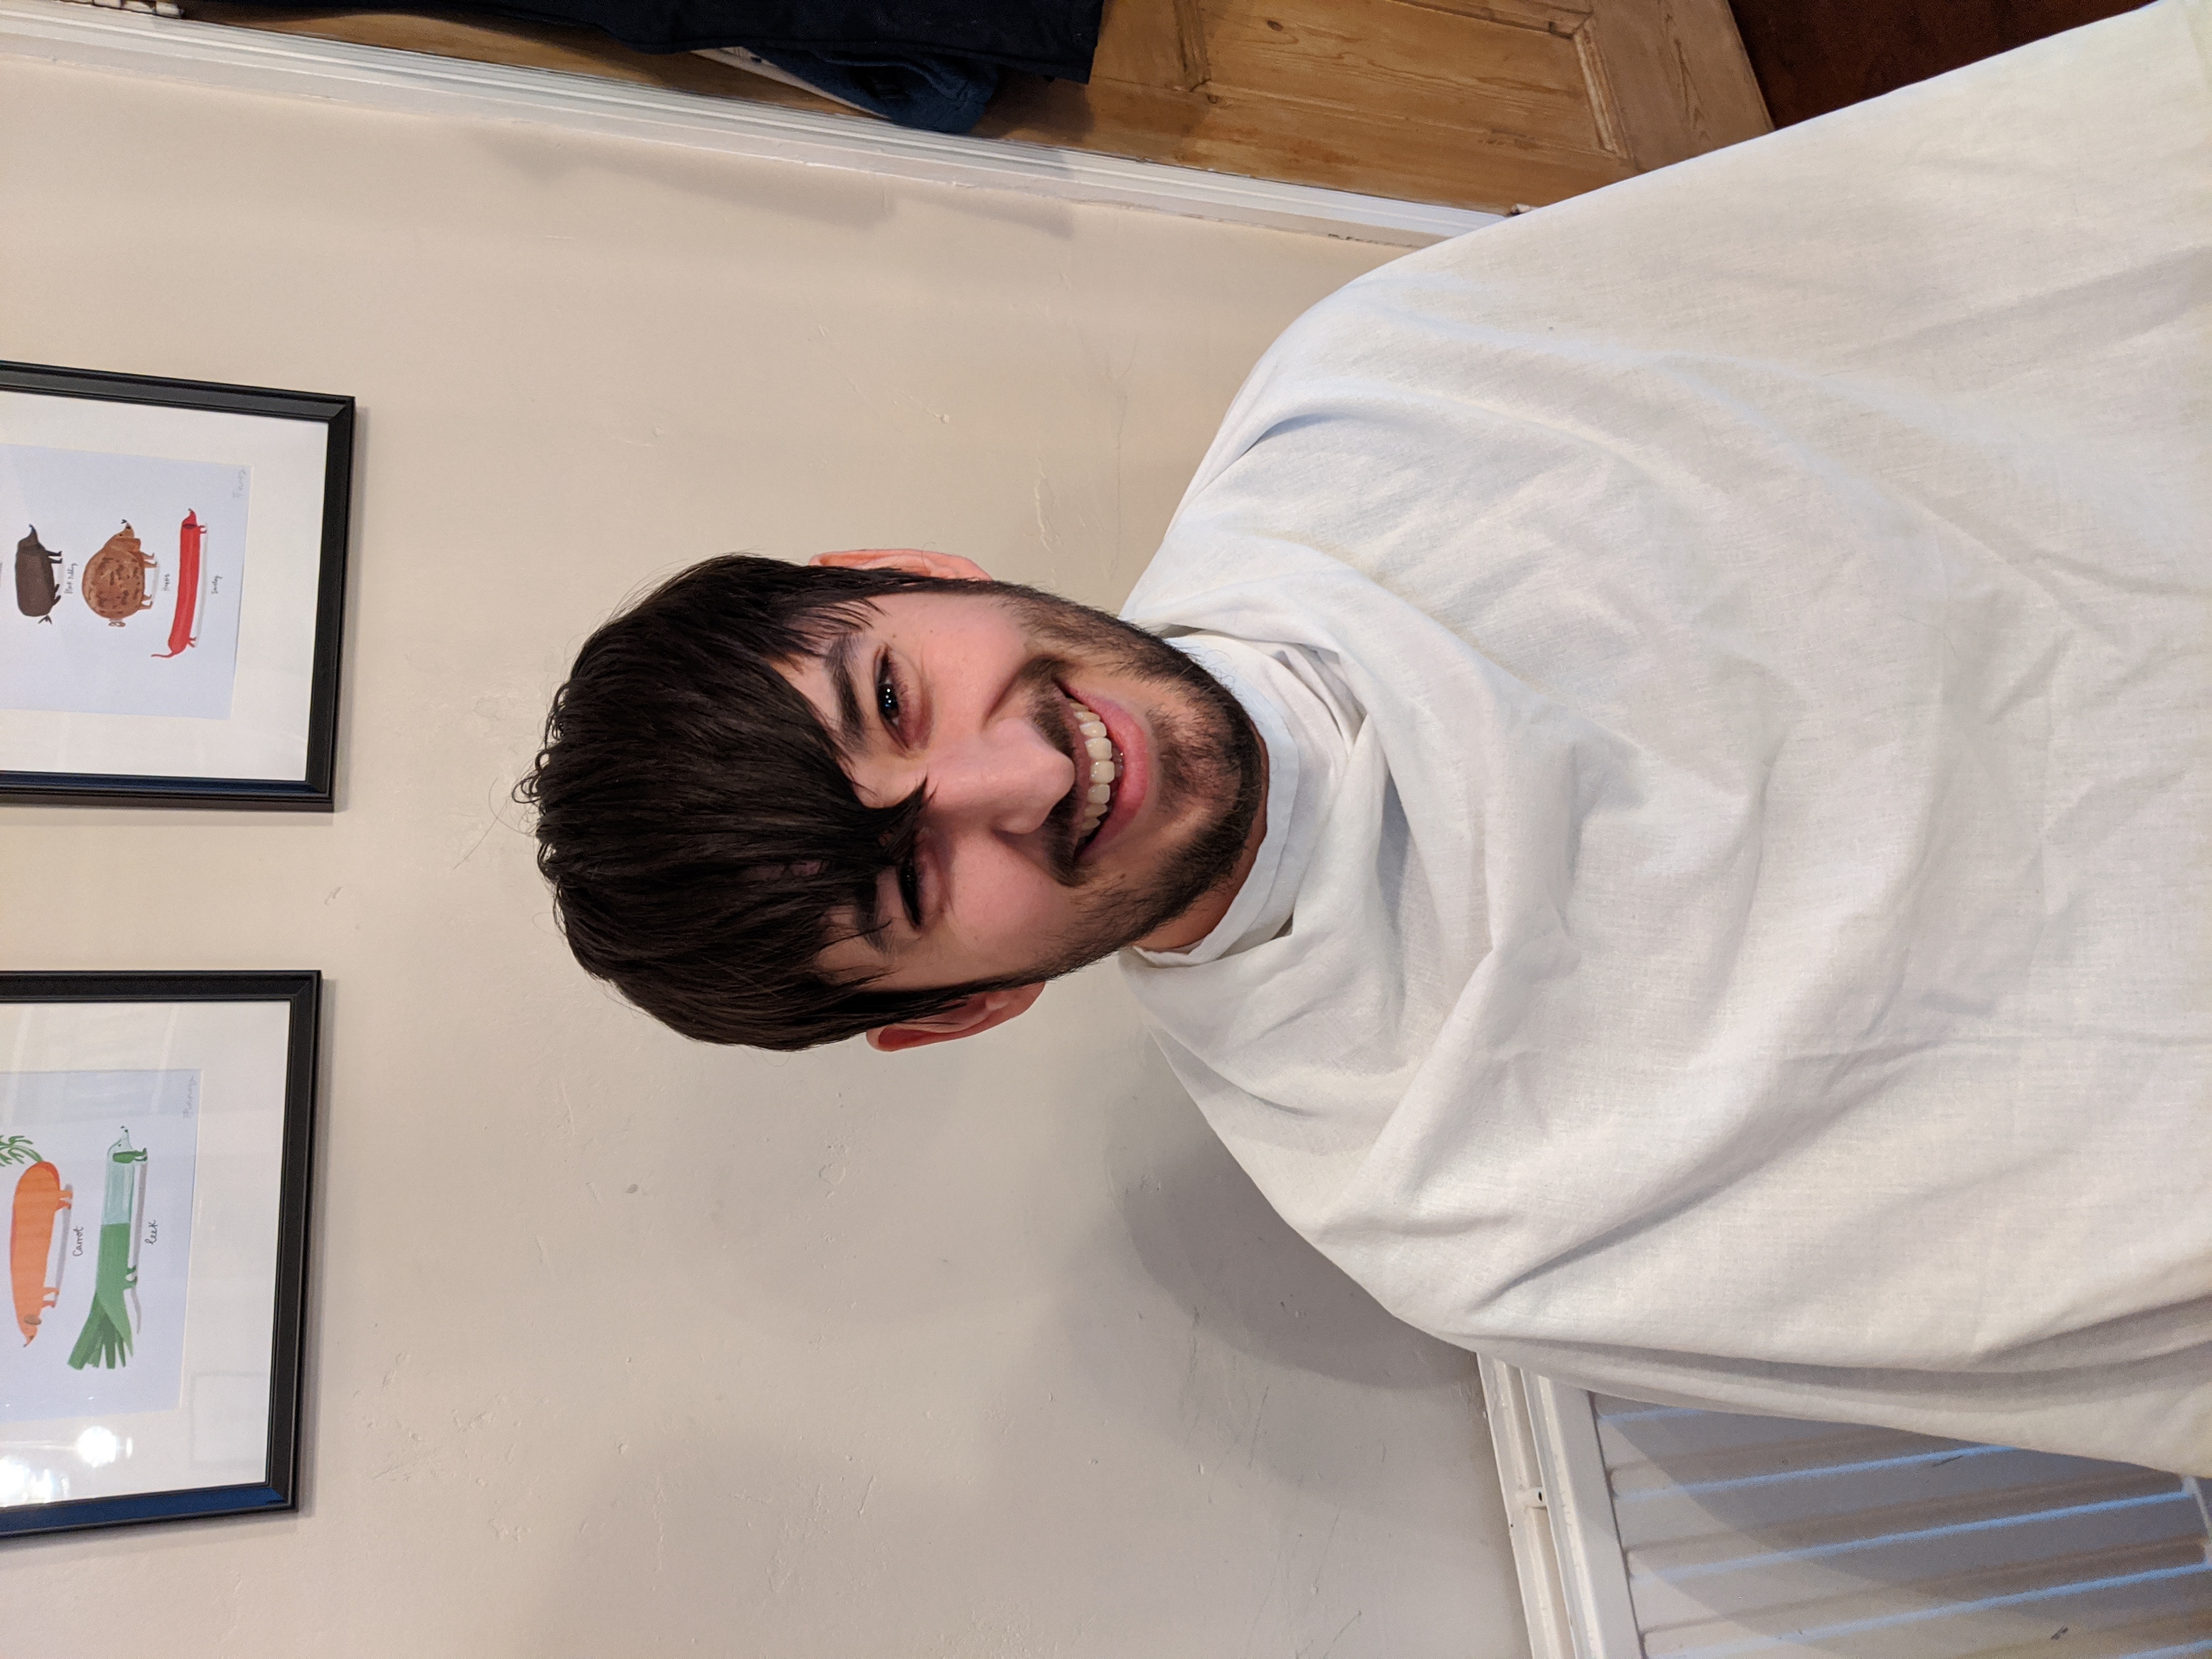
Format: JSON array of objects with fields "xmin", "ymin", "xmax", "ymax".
[{"xmin": 1119, "ymin": 0, "xmax": 2212, "ymax": 1474}]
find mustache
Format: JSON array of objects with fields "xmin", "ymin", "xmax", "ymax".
[{"xmin": 1012, "ymin": 655, "xmax": 1088, "ymax": 885}]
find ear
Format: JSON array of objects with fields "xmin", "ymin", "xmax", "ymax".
[
  {"xmin": 865, "ymin": 983, "xmax": 1045, "ymax": 1052},
  {"xmin": 810, "ymin": 549, "xmax": 995, "ymax": 583}
]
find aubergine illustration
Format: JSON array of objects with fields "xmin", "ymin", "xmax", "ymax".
[
  {"xmin": 82, "ymin": 522, "xmax": 155, "ymax": 627},
  {"xmin": 67, "ymin": 1130, "xmax": 148, "ymax": 1372},
  {"xmin": 14, "ymin": 527, "xmax": 61, "ymax": 622}
]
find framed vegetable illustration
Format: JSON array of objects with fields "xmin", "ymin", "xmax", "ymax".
[
  {"xmin": 0, "ymin": 363, "xmax": 353, "ymax": 808},
  {"xmin": 0, "ymin": 973, "xmax": 318, "ymax": 1538}
]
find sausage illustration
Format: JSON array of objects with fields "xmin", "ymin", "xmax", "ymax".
[
  {"xmin": 9, "ymin": 1158, "xmax": 73, "ymax": 1345},
  {"xmin": 81, "ymin": 522, "xmax": 155, "ymax": 627},
  {"xmin": 67, "ymin": 1131, "xmax": 147, "ymax": 1372},
  {"xmin": 154, "ymin": 511, "xmax": 202, "ymax": 658},
  {"xmin": 14, "ymin": 527, "xmax": 61, "ymax": 622}
]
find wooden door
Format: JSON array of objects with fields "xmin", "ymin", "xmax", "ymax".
[{"xmin": 984, "ymin": 0, "xmax": 1772, "ymax": 212}]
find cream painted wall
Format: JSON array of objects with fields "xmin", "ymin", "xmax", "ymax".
[{"xmin": 0, "ymin": 54, "xmax": 1525, "ymax": 1657}]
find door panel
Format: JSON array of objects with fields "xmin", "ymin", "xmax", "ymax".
[{"xmin": 984, "ymin": 0, "xmax": 1768, "ymax": 212}]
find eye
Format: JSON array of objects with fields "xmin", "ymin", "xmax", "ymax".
[
  {"xmin": 875, "ymin": 654, "xmax": 904, "ymax": 731},
  {"xmin": 896, "ymin": 855, "xmax": 924, "ymax": 929}
]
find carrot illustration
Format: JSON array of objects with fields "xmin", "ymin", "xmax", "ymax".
[
  {"xmin": 154, "ymin": 511, "xmax": 203, "ymax": 658},
  {"xmin": 4, "ymin": 1137, "xmax": 71, "ymax": 1346},
  {"xmin": 67, "ymin": 1131, "xmax": 146, "ymax": 1372}
]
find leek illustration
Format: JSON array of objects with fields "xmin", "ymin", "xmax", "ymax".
[{"xmin": 67, "ymin": 1131, "xmax": 148, "ymax": 1372}]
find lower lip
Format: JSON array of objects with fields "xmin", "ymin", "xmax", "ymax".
[{"xmin": 1073, "ymin": 689, "xmax": 1149, "ymax": 859}]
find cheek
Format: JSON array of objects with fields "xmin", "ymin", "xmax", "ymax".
[{"xmin": 945, "ymin": 848, "xmax": 1066, "ymax": 956}]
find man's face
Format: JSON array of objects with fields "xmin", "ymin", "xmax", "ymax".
[{"xmin": 777, "ymin": 584, "xmax": 1262, "ymax": 993}]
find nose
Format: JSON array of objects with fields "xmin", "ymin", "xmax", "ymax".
[{"xmin": 925, "ymin": 710, "xmax": 1076, "ymax": 839}]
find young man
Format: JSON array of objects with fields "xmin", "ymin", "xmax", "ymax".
[{"xmin": 526, "ymin": 1, "xmax": 2211, "ymax": 1474}]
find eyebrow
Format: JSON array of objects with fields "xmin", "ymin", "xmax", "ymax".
[
  {"xmin": 854, "ymin": 901, "xmax": 894, "ymax": 958},
  {"xmin": 819, "ymin": 637, "xmax": 896, "ymax": 955},
  {"xmin": 822, "ymin": 633, "xmax": 867, "ymax": 752}
]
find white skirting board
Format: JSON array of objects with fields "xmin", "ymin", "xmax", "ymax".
[
  {"xmin": 0, "ymin": 0, "xmax": 1503, "ymax": 248},
  {"xmin": 1480, "ymin": 1356, "xmax": 1646, "ymax": 1659},
  {"xmin": 1477, "ymin": 1359, "xmax": 2212, "ymax": 1658}
]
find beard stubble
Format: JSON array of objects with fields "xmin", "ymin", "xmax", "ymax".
[{"xmin": 995, "ymin": 589, "xmax": 1266, "ymax": 979}]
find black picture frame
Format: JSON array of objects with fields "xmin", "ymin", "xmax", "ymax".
[
  {"xmin": 0, "ymin": 362, "xmax": 353, "ymax": 809},
  {"xmin": 0, "ymin": 971, "xmax": 319, "ymax": 1539}
]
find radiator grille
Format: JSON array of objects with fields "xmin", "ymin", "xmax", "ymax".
[{"xmin": 1594, "ymin": 1396, "xmax": 2212, "ymax": 1658}]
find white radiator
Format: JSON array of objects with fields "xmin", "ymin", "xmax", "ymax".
[{"xmin": 1479, "ymin": 1358, "xmax": 2212, "ymax": 1658}]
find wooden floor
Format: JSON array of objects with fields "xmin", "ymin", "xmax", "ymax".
[{"xmin": 187, "ymin": 0, "xmax": 1772, "ymax": 214}]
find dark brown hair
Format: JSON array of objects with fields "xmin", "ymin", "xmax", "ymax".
[{"xmin": 518, "ymin": 555, "xmax": 1037, "ymax": 1049}]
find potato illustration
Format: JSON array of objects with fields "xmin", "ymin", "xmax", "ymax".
[{"xmin": 82, "ymin": 521, "xmax": 156, "ymax": 626}]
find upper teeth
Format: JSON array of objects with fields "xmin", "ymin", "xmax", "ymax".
[{"xmin": 1069, "ymin": 698, "xmax": 1119, "ymax": 836}]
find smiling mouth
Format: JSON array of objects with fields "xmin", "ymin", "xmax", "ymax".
[{"xmin": 1063, "ymin": 692, "xmax": 1121, "ymax": 852}]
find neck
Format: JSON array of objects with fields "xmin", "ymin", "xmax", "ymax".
[{"xmin": 1130, "ymin": 740, "xmax": 1270, "ymax": 953}]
